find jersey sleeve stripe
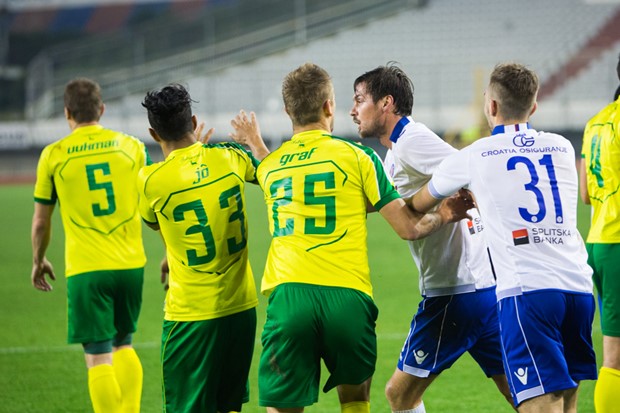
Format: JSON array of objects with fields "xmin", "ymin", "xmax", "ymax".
[
  {"xmin": 34, "ymin": 196, "xmax": 56, "ymax": 205},
  {"xmin": 428, "ymin": 180, "xmax": 449, "ymax": 199}
]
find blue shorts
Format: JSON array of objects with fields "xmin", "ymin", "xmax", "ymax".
[
  {"xmin": 397, "ymin": 287, "xmax": 504, "ymax": 378},
  {"xmin": 498, "ymin": 290, "xmax": 597, "ymax": 406}
]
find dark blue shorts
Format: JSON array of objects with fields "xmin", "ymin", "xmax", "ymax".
[
  {"xmin": 397, "ymin": 287, "xmax": 504, "ymax": 378},
  {"xmin": 498, "ymin": 290, "xmax": 597, "ymax": 406}
]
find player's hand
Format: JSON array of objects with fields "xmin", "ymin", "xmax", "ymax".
[
  {"xmin": 230, "ymin": 110, "xmax": 270, "ymax": 160},
  {"xmin": 31, "ymin": 257, "xmax": 56, "ymax": 292},
  {"xmin": 437, "ymin": 191, "xmax": 474, "ymax": 223},
  {"xmin": 160, "ymin": 255, "xmax": 169, "ymax": 291},
  {"xmin": 230, "ymin": 110, "xmax": 261, "ymax": 146},
  {"xmin": 457, "ymin": 188, "xmax": 476, "ymax": 208},
  {"xmin": 195, "ymin": 121, "xmax": 214, "ymax": 144}
]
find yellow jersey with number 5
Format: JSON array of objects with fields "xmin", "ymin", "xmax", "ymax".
[
  {"xmin": 137, "ymin": 142, "xmax": 259, "ymax": 321},
  {"xmin": 257, "ymin": 130, "xmax": 400, "ymax": 297},
  {"xmin": 34, "ymin": 125, "xmax": 149, "ymax": 277}
]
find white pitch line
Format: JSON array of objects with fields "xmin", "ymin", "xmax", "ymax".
[
  {"xmin": 0, "ymin": 334, "xmax": 404, "ymax": 355},
  {"xmin": 0, "ymin": 341, "xmax": 160, "ymax": 355}
]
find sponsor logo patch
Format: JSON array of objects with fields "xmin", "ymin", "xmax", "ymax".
[{"xmin": 512, "ymin": 228, "xmax": 529, "ymax": 246}]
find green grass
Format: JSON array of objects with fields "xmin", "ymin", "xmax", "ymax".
[{"xmin": 0, "ymin": 183, "xmax": 600, "ymax": 412}]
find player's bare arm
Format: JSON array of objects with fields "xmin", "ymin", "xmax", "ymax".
[
  {"xmin": 230, "ymin": 110, "xmax": 270, "ymax": 160},
  {"xmin": 411, "ymin": 184, "xmax": 442, "ymax": 213},
  {"xmin": 30, "ymin": 203, "xmax": 56, "ymax": 291},
  {"xmin": 160, "ymin": 255, "xmax": 169, "ymax": 291},
  {"xmin": 379, "ymin": 193, "xmax": 472, "ymax": 241},
  {"xmin": 579, "ymin": 158, "xmax": 591, "ymax": 205}
]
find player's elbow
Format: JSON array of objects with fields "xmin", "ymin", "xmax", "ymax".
[
  {"xmin": 396, "ymin": 226, "xmax": 422, "ymax": 241},
  {"xmin": 145, "ymin": 221, "xmax": 160, "ymax": 231},
  {"xmin": 31, "ymin": 217, "xmax": 50, "ymax": 235}
]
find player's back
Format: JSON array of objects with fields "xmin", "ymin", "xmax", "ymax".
[
  {"xmin": 34, "ymin": 125, "xmax": 147, "ymax": 276},
  {"xmin": 138, "ymin": 142, "xmax": 258, "ymax": 321},
  {"xmin": 256, "ymin": 130, "xmax": 399, "ymax": 297},
  {"xmin": 459, "ymin": 124, "xmax": 592, "ymax": 298}
]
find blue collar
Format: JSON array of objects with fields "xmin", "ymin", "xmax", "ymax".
[
  {"xmin": 491, "ymin": 123, "xmax": 531, "ymax": 135},
  {"xmin": 389, "ymin": 117, "xmax": 411, "ymax": 143}
]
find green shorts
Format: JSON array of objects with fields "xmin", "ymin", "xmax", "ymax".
[
  {"xmin": 161, "ymin": 307, "xmax": 257, "ymax": 413},
  {"xmin": 587, "ymin": 243, "xmax": 620, "ymax": 337},
  {"xmin": 66, "ymin": 268, "xmax": 144, "ymax": 345},
  {"xmin": 258, "ymin": 283, "xmax": 378, "ymax": 408}
]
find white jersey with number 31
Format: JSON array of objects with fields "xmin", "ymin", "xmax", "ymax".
[{"xmin": 428, "ymin": 123, "xmax": 592, "ymax": 300}]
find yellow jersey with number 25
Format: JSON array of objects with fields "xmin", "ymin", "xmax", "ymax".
[{"xmin": 257, "ymin": 130, "xmax": 400, "ymax": 297}]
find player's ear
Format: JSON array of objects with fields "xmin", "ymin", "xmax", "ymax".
[
  {"xmin": 148, "ymin": 127, "xmax": 162, "ymax": 143},
  {"xmin": 490, "ymin": 98, "xmax": 499, "ymax": 117},
  {"xmin": 98, "ymin": 104, "xmax": 105, "ymax": 119},
  {"xmin": 191, "ymin": 115, "xmax": 197, "ymax": 130},
  {"xmin": 529, "ymin": 101, "xmax": 538, "ymax": 117},
  {"xmin": 323, "ymin": 99, "xmax": 334, "ymax": 117},
  {"xmin": 64, "ymin": 107, "xmax": 71, "ymax": 120},
  {"xmin": 382, "ymin": 95, "xmax": 393, "ymax": 112}
]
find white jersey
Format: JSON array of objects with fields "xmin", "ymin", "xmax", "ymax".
[
  {"xmin": 428, "ymin": 123, "xmax": 593, "ymax": 300},
  {"xmin": 385, "ymin": 117, "xmax": 495, "ymax": 297}
]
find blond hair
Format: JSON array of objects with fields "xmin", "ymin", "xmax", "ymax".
[{"xmin": 282, "ymin": 63, "xmax": 333, "ymax": 126}]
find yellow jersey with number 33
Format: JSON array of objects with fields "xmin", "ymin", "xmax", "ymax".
[
  {"xmin": 257, "ymin": 130, "xmax": 400, "ymax": 297},
  {"xmin": 34, "ymin": 125, "xmax": 148, "ymax": 277},
  {"xmin": 137, "ymin": 142, "xmax": 259, "ymax": 321},
  {"xmin": 582, "ymin": 97, "xmax": 620, "ymax": 243}
]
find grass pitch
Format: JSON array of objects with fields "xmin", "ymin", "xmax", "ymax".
[{"xmin": 0, "ymin": 183, "xmax": 599, "ymax": 412}]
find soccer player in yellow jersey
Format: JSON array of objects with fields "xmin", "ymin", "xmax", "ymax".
[
  {"xmin": 138, "ymin": 84, "xmax": 265, "ymax": 413},
  {"xmin": 580, "ymin": 54, "xmax": 620, "ymax": 413},
  {"xmin": 231, "ymin": 63, "xmax": 474, "ymax": 413},
  {"xmin": 31, "ymin": 78, "xmax": 148, "ymax": 413}
]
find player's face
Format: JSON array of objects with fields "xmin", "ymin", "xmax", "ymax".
[{"xmin": 350, "ymin": 82, "xmax": 384, "ymax": 138}]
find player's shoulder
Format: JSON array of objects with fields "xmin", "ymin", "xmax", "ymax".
[
  {"xmin": 405, "ymin": 120, "xmax": 441, "ymax": 139},
  {"xmin": 204, "ymin": 141, "xmax": 258, "ymax": 166},
  {"xmin": 138, "ymin": 160, "xmax": 163, "ymax": 181},
  {"xmin": 329, "ymin": 134, "xmax": 380, "ymax": 158},
  {"xmin": 103, "ymin": 128, "xmax": 145, "ymax": 146},
  {"xmin": 396, "ymin": 120, "xmax": 453, "ymax": 151},
  {"xmin": 534, "ymin": 129, "xmax": 571, "ymax": 145},
  {"xmin": 203, "ymin": 141, "xmax": 251, "ymax": 157},
  {"xmin": 204, "ymin": 141, "xmax": 245, "ymax": 151},
  {"xmin": 586, "ymin": 101, "xmax": 618, "ymax": 127}
]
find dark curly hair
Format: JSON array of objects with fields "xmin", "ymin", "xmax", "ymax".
[{"xmin": 142, "ymin": 84, "xmax": 195, "ymax": 141}]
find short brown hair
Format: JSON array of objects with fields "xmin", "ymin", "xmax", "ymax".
[
  {"xmin": 282, "ymin": 63, "xmax": 333, "ymax": 126},
  {"xmin": 64, "ymin": 78, "xmax": 103, "ymax": 123},
  {"xmin": 489, "ymin": 63, "xmax": 538, "ymax": 121}
]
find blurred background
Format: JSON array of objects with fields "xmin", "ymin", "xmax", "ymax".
[{"xmin": 1, "ymin": 0, "xmax": 619, "ymax": 181}]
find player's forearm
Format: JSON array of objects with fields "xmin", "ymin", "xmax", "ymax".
[
  {"xmin": 247, "ymin": 139, "xmax": 270, "ymax": 161},
  {"xmin": 412, "ymin": 211, "xmax": 445, "ymax": 239},
  {"xmin": 31, "ymin": 219, "xmax": 51, "ymax": 265},
  {"xmin": 410, "ymin": 189, "xmax": 439, "ymax": 213}
]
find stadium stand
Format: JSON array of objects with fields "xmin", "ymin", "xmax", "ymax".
[{"xmin": 1, "ymin": 0, "xmax": 619, "ymax": 180}]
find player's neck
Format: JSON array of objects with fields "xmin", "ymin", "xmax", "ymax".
[
  {"xmin": 378, "ymin": 114, "xmax": 403, "ymax": 149},
  {"xmin": 292, "ymin": 119, "xmax": 332, "ymax": 135},
  {"xmin": 70, "ymin": 121, "xmax": 99, "ymax": 130},
  {"xmin": 491, "ymin": 115, "xmax": 528, "ymax": 130},
  {"xmin": 161, "ymin": 135, "xmax": 196, "ymax": 158}
]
